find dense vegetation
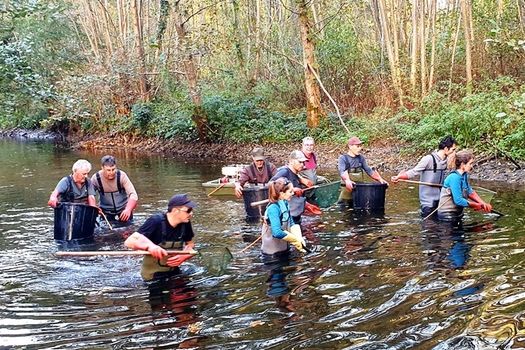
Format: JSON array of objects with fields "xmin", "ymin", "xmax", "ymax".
[{"xmin": 0, "ymin": 1, "xmax": 524, "ymax": 157}]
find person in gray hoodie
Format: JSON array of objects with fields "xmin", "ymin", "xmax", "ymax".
[{"xmin": 391, "ymin": 136, "xmax": 457, "ymax": 216}]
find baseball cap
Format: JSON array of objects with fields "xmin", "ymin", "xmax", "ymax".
[
  {"xmin": 289, "ymin": 150, "xmax": 308, "ymax": 162},
  {"xmin": 168, "ymin": 194, "xmax": 196, "ymax": 211},
  {"xmin": 251, "ymin": 147, "xmax": 266, "ymax": 161},
  {"xmin": 348, "ymin": 136, "xmax": 364, "ymax": 146}
]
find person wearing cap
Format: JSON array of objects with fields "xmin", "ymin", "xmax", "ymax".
[
  {"xmin": 91, "ymin": 155, "xmax": 138, "ymax": 223},
  {"xmin": 124, "ymin": 194, "xmax": 196, "ymax": 281},
  {"xmin": 48, "ymin": 159, "xmax": 97, "ymax": 208},
  {"xmin": 391, "ymin": 136, "xmax": 457, "ymax": 216},
  {"xmin": 337, "ymin": 136, "xmax": 388, "ymax": 203},
  {"xmin": 234, "ymin": 147, "xmax": 277, "ymax": 198},
  {"xmin": 271, "ymin": 150, "xmax": 311, "ymax": 224}
]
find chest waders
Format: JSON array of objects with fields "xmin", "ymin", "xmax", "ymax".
[
  {"xmin": 437, "ymin": 187, "xmax": 468, "ymax": 222},
  {"xmin": 261, "ymin": 204, "xmax": 290, "ymax": 256},
  {"xmin": 141, "ymin": 217, "xmax": 184, "ymax": 281},
  {"xmin": 339, "ymin": 167, "xmax": 364, "ymax": 202},
  {"xmin": 63, "ymin": 176, "xmax": 90, "ymax": 203},
  {"xmin": 245, "ymin": 162, "xmax": 272, "ymax": 185},
  {"xmin": 96, "ymin": 171, "xmax": 128, "ymax": 216},
  {"xmin": 420, "ymin": 153, "xmax": 447, "ymax": 210}
]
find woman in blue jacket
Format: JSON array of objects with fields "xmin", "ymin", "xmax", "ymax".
[
  {"xmin": 437, "ymin": 150, "xmax": 492, "ymax": 221},
  {"xmin": 261, "ymin": 177, "xmax": 306, "ymax": 258}
]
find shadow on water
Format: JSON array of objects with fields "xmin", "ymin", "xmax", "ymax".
[{"xmin": 3, "ymin": 138, "xmax": 525, "ymax": 349}]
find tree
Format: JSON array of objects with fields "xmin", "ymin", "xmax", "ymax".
[{"xmin": 297, "ymin": 0, "xmax": 326, "ymax": 128}]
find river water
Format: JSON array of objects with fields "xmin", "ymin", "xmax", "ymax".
[{"xmin": 1, "ymin": 139, "xmax": 525, "ymax": 349}]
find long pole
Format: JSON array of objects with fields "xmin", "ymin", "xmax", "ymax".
[
  {"xmin": 250, "ymin": 185, "xmax": 319, "ymax": 207},
  {"xmin": 398, "ymin": 179, "xmax": 497, "ymax": 194},
  {"xmin": 398, "ymin": 179, "xmax": 441, "ymax": 187},
  {"xmin": 207, "ymin": 182, "xmax": 227, "ymax": 197},
  {"xmin": 56, "ymin": 250, "xmax": 198, "ymax": 257},
  {"xmin": 99, "ymin": 210, "xmax": 114, "ymax": 230}
]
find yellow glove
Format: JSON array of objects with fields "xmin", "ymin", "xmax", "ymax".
[{"xmin": 282, "ymin": 230, "xmax": 306, "ymax": 253}]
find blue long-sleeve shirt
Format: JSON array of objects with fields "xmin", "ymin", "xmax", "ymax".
[
  {"xmin": 442, "ymin": 171, "xmax": 473, "ymax": 207},
  {"xmin": 265, "ymin": 200, "xmax": 293, "ymax": 239}
]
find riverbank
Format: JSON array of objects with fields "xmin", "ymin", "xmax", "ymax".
[
  {"xmin": 2, "ymin": 128, "xmax": 522, "ymax": 186},
  {"xmin": 75, "ymin": 134, "xmax": 525, "ymax": 187}
]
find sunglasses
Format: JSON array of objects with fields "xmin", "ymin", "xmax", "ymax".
[{"xmin": 178, "ymin": 207, "xmax": 193, "ymax": 214}]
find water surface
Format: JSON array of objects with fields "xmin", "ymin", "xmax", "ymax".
[{"xmin": 1, "ymin": 139, "xmax": 524, "ymax": 349}]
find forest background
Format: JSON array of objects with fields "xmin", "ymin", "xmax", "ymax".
[{"xmin": 0, "ymin": 0, "xmax": 524, "ymax": 161}]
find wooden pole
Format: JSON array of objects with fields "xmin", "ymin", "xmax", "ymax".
[
  {"xmin": 240, "ymin": 235, "xmax": 262, "ymax": 253},
  {"xmin": 207, "ymin": 182, "xmax": 227, "ymax": 197},
  {"xmin": 250, "ymin": 185, "xmax": 319, "ymax": 207},
  {"xmin": 56, "ymin": 250, "xmax": 198, "ymax": 257},
  {"xmin": 397, "ymin": 179, "xmax": 497, "ymax": 194},
  {"xmin": 99, "ymin": 211, "xmax": 114, "ymax": 230}
]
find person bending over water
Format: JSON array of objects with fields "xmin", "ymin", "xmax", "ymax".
[
  {"xmin": 437, "ymin": 150, "xmax": 492, "ymax": 222},
  {"xmin": 124, "ymin": 194, "xmax": 196, "ymax": 281}
]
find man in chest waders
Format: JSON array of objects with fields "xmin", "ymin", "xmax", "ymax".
[
  {"xmin": 391, "ymin": 136, "xmax": 457, "ymax": 217},
  {"xmin": 124, "ymin": 194, "xmax": 196, "ymax": 281},
  {"xmin": 48, "ymin": 159, "xmax": 97, "ymax": 207},
  {"xmin": 234, "ymin": 147, "xmax": 277, "ymax": 198},
  {"xmin": 91, "ymin": 155, "xmax": 138, "ymax": 223},
  {"xmin": 337, "ymin": 136, "xmax": 388, "ymax": 205},
  {"xmin": 271, "ymin": 150, "xmax": 312, "ymax": 224}
]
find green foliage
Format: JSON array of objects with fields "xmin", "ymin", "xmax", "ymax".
[
  {"xmin": 394, "ymin": 78, "xmax": 525, "ymax": 158},
  {"xmin": 146, "ymin": 103, "xmax": 197, "ymax": 141},
  {"xmin": 0, "ymin": 0, "xmax": 81, "ymax": 129},
  {"xmin": 202, "ymin": 95, "xmax": 308, "ymax": 143},
  {"xmin": 131, "ymin": 103, "xmax": 153, "ymax": 130}
]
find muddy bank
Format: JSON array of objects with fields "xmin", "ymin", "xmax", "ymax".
[{"xmin": 75, "ymin": 134, "xmax": 525, "ymax": 187}]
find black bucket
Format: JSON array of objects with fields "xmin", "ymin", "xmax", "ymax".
[
  {"xmin": 352, "ymin": 183, "xmax": 388, "ymax": 212},
  {"xmin": 242, "ymin": 186, "xmax": 269, "ymax": 220},
  {"xmin": 54, "ymin": 203, "xmax": 98, "ymax": 241}
]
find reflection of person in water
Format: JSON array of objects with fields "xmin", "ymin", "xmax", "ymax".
[
  {"xmin": 147, "ymin": 275, "xmax": 199, "ymax": 327},
  {"xmin": 265, "ymin": 260, "xmax": 296, "ymax": 312},
  {"xmin": 421, "ymin": 218, "xmax": 494, "ymax": 271}
]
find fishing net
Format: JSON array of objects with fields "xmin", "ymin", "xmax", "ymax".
[
  {"xmin": 197, "ymin": 246, "xmax": 233, "ymax": 276},
  {"xmin": 474, "ymin": 186, "xmax": 496, "ymax": 204},
  {"xmin": 313, "ymin": 181, "xmax": 341, "ymax": 208}
]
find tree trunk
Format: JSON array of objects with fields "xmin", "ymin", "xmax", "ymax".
[
  {"xmin": 297, "ymin": 0, "xmax": 325, "ymax": 129},
  {"xmin": 519, "ymin": 0, "xmax": 525, "ymax": 35},
  {"xmin": 460, "ymin": 0, "xmax": 472, "ymax": 93},
  {"xmin": 131, "ymin": 0, "xmax": 150, "ymax": 101},
  {"xmin": 448, "ymin": 10, "xmax": 462, "ymax": 98},
  {"xmin": 409, "ymin": 0, "xmax": 419, "ymax": 94},
  {"xmin": 428, "ymin": 0, "xmax": 437, "ymax": 91},
  {"xmin": 231, "ymin": 0, "xmax": 246, "ymax": 75},
  {"xmin": 173, "ymin": 7, "xmax": 208, "ymax": 141},
  {"xmin": 155, "ymin": 0, "xmax": 170, "ymax": 53},
  {"xmin": 419, "ymin": 0, "xmax": 427, "ymax": 96}
]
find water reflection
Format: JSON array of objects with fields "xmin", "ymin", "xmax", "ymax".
[
  {"xmin": 148, "ymin": 275, "xmax": 199, "ymax": 327},
  {"xmin": 3, "ymin": 138, "xmax": 525, "ymax": 349}
]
